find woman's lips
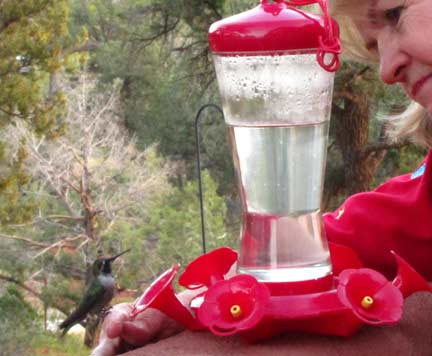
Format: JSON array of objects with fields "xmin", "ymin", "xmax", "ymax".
[{"xmin": 411, "ymin": 73, "xmax": 432, "ymax": 98}]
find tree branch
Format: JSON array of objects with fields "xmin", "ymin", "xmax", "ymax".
[
  {"xmin": 0, "ymin": 233, "xmax": 50, "ymax": 248},
  {"xmin": 129, "ymin": 18, "xmax": 180, "ymax": 45},
  {"xmin": 64, "ymin": 40, "xmax": 101, "ymax": 56},
  {"xmin": 0, "ymin": 273, "xmax": 70, "ymax": 316},
  {"xmin": 45, "ymin": 214, "xmax": 84, "ymax": 221},
  {"xmin": 0, "ymin": 273, "xmax": 41, "ymax": 298},
  {"xmin": 60, "ymin": 176, "xmax": 81, "ymax": 193},
  {"xmin": 33, "ymin": 234, "xmax": 86, "ymax": 258},
  {"xmin": 0, "ymin": 106, "xmax": 28, "ymax": 119},
  {"xmin": 0, "ymin": 232, "xmax": 85, "ymax": 258},
  {"xmin": 360, "ymin": 139, "xmax": 411, "ymax": 158}
]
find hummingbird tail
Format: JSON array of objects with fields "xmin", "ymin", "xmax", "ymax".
[
  {"xmin": 58, "ymin": 308, "xmax": 87, "ymax": 336},
  {"xmin": 59, "ymin": 324, "xmax": 70, "ymax": 338}
]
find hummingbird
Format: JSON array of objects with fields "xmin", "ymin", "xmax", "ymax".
[{"xmin": 59, "ymin": 249, "xmax": 130, "ymax": 335}]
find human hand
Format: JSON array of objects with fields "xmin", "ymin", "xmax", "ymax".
[{"xmin": 90, "ymin": 302, "xmax": 184, "ymax": 356}]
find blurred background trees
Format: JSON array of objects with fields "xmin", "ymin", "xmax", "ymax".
[
  {"xmin": 0, "ymin": 0, "xmax": 426, "ymax": 353},
  {"xmin": 0, "ymin": 0, "xmax": 70, "ymax": 227}
]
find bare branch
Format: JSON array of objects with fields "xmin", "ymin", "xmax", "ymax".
[
  {"xmin": 32, "ymin": 234, "xmax": 86, "ymax": 259},
  {"xmin": 60, "ymin": 176, "xmax": 81, "ymax": 193},
  {"xmin": 0, "ymin": 233, "xmax": 50, "ymax": 248},
  {"xmin": 0, "ymin": 106, "xmax": 27, "ymax": 119},
  {"xmin": 360, "ymin": 139, "xmax": 411, "ymax": 158},
  {"xmin": 45, "ymin": 214, "xmax": 83, "ymax": 221},
  {"xmin": 3, "ymin": 72, "xmax": 173, "ymax": 264},
  {"xmin": 59, "ymin": 140, "xmax": 85, "ymax": 167}
]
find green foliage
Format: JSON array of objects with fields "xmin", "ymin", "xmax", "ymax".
[
  {"xmin": 101, "ymin": 169, "xmax": 237, "ymax": 288},
  {"xmin": 141, "ymin": 171, "xmax": 235, "ymax": 280},
  {"xmin": 70, "ymin": 0, "xmax": 237, "ymax": 195},
  {"xmin": 0, "ymin": 284, "xmax": 37, "ymax": 321},
  {"xmin": 0, "ymin": 241, "xmax": 29, "ymax": 277},
  {"xmin": 397, "ymin": 146, "xmax": 428, "ymax": 174},
  {"xmin": 0, "ymin": 0, "xmax": 73, "ymax": 225},
  {"xmin": 0, "ymin": 0, "xmax": 70, "ymax": 134},
  {"xmin": 0, "ymin": 285, "xmax": 39, "ymax": 356},
  {"xmin": 103, "ymin": 220, "xmax": 149, "ymax": 287},
  {"xmin": 0, "ymin": 143, "xmax": 37, "ymax": 224},
  {"xmin": 31, "ymin": 332, "xmax": 88, "ymax": 356},
  {"xmin": 42, "ymin": 275, "xmax": 82, "ymax": 309},
  {"xmin": 123, "ymin": 56, "xmax": 235, "ymax": 192},
  {"xmin": 374, "ymin": 145, "xmax": 427, "ymax": 187}
]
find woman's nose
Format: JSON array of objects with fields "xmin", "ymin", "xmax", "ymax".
[{"xmin": 378, "ymin": 36, "xmax": 409, "ymax": 84}]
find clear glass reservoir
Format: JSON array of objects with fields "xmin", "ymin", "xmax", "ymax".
[{"xmin": 213, "ymin": 53, "xmax": 335, "ymax": 282}]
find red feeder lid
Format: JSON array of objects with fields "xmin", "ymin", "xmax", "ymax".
[{"xmin": 208, "ymin": 0, "xmax": 341, "ymax": 72}]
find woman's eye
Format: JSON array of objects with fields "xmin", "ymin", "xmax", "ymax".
[{"xmin": 384, "ymin": 6, "xmax": 404, "ymax": 25}]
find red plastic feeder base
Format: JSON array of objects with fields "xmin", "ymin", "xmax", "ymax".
[{"xmin": 131, "ymin": 246, "xmax": 432, "ymax": 342}]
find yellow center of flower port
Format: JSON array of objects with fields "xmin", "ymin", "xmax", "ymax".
[
  {"xmin": 230, "ymin": 305, "xmax": 242, "ymax": 318},
  {"xmin": 361, "ymin": 296, "xmax": 374, "ymax": 309}
]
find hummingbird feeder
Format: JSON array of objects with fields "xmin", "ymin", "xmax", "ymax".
[{"xmin": 131, "ymin": 0, "xmax": 431, "ymax": 342}]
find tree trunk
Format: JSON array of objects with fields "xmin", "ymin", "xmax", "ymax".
[{"xmin": 324, "ymin": 79, "xmax": 390, "ymax": 210}]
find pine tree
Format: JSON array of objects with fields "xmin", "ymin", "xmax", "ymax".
[{"xmin": 0, "ymin": 0, "xmax": 71, "ymax": 223}]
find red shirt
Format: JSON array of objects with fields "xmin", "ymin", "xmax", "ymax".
[{"xmin": 324, "ymin": 150, "xmax": 432, "ymax": 280}]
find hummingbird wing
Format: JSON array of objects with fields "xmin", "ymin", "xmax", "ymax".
[{"xmin": 59, "ymin": 280, "xmax": 106, "ymax": 333}]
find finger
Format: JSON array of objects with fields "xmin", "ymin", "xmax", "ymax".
[
  {"xmin": 102, "ymin": 303, "xmax": 132, "ymax": 339},
  {"xmin": 121, "ymin": 320, "xmax": 156, "ymax": 346},
  {"xmin": 106, "ymin": 319, "xmax": 124, "ymax": 339},
  {"xmin": 121, "ymin": 308, "xmax": 184, "ymax": 346},
  {"xmin": 90, "ymin": 336, "xmax": 120, "ymax": 356},
  {"xmin": 120, "ymin": 308, "xmax": 164, "ymax": 345},
  {"xmin": 91, "ymin": 303, "xmax": 133, "ymax": 356}
]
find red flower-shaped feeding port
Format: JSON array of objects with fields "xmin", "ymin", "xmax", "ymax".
[
  {"xmin": 391, "ymin": 251, "xmax": 432, "ymax": 298},
  {"xmin": 130, "ymin": 264, "xmax": 203, "ymax": 330},
  {"xmin": 337, "ymin": 268, "xmax": 403, "ymax": 325},
  {"xmin": 131, "ymin": 264, "xmax": 180, "ymax": 318},
  {"xmin": 197, "ymin": 274, "xmax": 270, "ymax": 336},
  {"xmin": 179, "ymin": 247, "xmax": 238, "ymax": 289}
]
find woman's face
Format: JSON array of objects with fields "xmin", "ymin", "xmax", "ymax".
[{"xmin": 354, "ymin": 0, "xmax": 432, "ymax": 112}]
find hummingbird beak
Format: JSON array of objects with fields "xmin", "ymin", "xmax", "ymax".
[{"xmin": 107, "ymin": 248, "xmax": 131, "ymax": 262}]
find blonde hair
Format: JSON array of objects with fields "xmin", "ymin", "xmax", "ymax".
[{"xmin": 330, "ymin": 1, "xmax": 432, "ymax": 148}]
